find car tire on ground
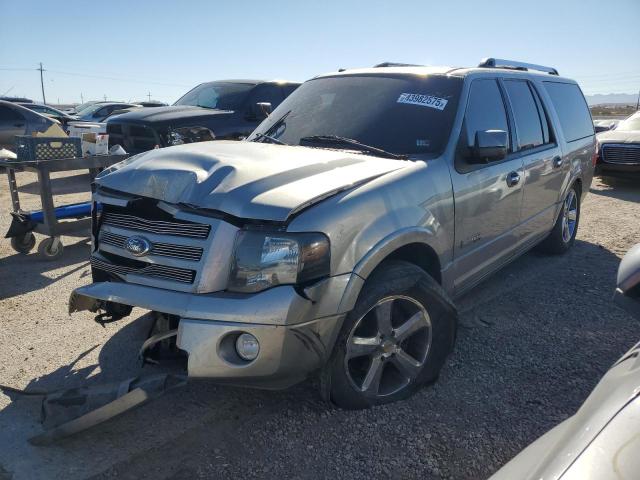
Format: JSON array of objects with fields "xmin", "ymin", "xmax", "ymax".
[
  {"xmin": 320, "ymin": 260, "xmax": 457, "ymax": 410},
  {"xmin": 536, "ymin": 184, "xmax": 580, "ymax": 254}
]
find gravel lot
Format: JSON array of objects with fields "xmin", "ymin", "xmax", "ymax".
[{"xmin": 0, "ymin": 170, "xmax": 638, "ymax": 480}]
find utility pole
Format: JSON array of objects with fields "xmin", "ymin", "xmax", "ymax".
[
  {"xmin": 38, "ymin": 62, "xmax": 46, "ymax": 104},
  {"xmin": 80, "ymin": 92, "xmax": 84, "ymax": 104},
  {"xmin": 147, "ymin": 91, "xmax": 152, "ymax": 102},
  {"xmin": 103, "ymin": 94, "xmax": 107, "ymax": 101},
  {"xmin": 636, "ymin": 89, "xmax": 639, "ymax": 111}
]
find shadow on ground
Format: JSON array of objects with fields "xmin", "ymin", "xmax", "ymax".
[
  {"xmin": 16, "ymin": 173, "xmax": 92, "ymax": 197},
  {"xmin": 0, "ymin": 236, "xmax": 636, "ymax": 480},
  {"xmin": 590, "ymin": 175, "xmax": 640, "ymax": 201},
  {"xmin": 0, "ymin": 238, "xmax": 91, "ymax": 300}
]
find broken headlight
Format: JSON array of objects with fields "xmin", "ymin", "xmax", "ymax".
[
  {"xmin": 167, "ymin": 126, "xmax": 215, "ymax": 146},
  {"xmin": 228, "ymin": 231, "xmax": 330, "ymax": 293}
]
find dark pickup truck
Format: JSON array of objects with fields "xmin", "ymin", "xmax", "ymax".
[{"xmin": 106, "ymin": 79, "xmax": 300, "ymax": 154}]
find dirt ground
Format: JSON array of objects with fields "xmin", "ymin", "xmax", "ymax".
[{"xmin": 0, "ymin": 170, "xmax": 638, "ymax": 480}]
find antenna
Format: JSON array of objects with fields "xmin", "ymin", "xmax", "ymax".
[{"xmin": 38, "ymin": 62, "xmax": 47, "ymax": 104}]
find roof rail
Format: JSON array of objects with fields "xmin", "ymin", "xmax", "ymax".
[
  {"xmin": 478, "ymin": 58, "xmax": 559, "ymax": 76},
  {"xmin": 373, "ymin": 62, "xmax": 423, "ymax": 68}
]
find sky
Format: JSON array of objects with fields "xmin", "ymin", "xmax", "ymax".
[{"xmin": 1, "ymin": 0, "xmax": 639, "ymax": 104}]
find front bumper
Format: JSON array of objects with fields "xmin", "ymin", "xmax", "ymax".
[
  {"xmin": 70, "ymin": 281, "xmax": 349, "ymax": 388},
  {"xmin": 595, "ymin": 163, "xmax": 640, "ymax": 178}
]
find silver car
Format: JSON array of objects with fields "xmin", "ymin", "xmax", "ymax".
[{"xmin": 70, "ymin": 58, "xmax": 595, "ymax": 408}]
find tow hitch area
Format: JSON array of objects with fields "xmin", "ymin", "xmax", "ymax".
[{"xmin": 1, "ymin": 374, "xmax": 186, "ymax": 446}]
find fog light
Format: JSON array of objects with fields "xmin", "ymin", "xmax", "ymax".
[{"xmin": 235, "ymin": 333, "xmax": 260, "ymax": 361}]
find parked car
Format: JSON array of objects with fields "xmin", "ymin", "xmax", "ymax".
[
  {"xmin": 70, "ymin": 58, "xmax": 595, "ymax": 408},
  {"xmin": 0, "ymin": 96, "xmax": 33, "ymax": 103},
  {"xmin": 136, "ymin": 101, "xmax": 168, "ymax": 107},
  {"xmin": 105, "ymin": 79, "xmax": 300, "ymax": 153},
  {"xmin": 596, "ymin": 111, "xmax": 640, "ymax": 177},
  {"xmin": 593, "ymin": 118, "xmax": 620, "ymax": 133},
  {"xmin": 64, "ymin": 100, "xmax": 110, "ymax": 115},
  {"xmin": 74, "ymin": 102, "xmax": 141, "ymax": 123},
  {"xmin": 0, "ymin": 100, "xmax": 61, "ymax": 150},
  {"xmin": 490, "ymin": 243, "xmax": 640, "ymax": 480},
  {"xmin": 17, "ymin": 103, "xmax": 78, "ymax": 128},
  {"xmin": 67, "ymin": 107, "xmax": 143, "ymax": 138}
]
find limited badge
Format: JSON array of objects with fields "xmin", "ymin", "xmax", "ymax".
[{"xmin": 397, "ymin": 93, "xmax": 448, "ymax": 111}]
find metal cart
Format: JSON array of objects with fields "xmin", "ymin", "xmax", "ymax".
[{"xmin": 1, "ymin": 154, "xmax": 128, "ymax": 260}]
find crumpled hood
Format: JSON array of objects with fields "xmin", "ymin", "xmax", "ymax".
[
  {"xmin": 96, "ymin": 141, "xmax": 406, "ymax": 221},
  {"xmin": 597, "ymin": 129, "xmax": 640, "ymax": 144},
  {"xmin": 107, "ymin": 105, "xmax": 233, "ymax": 125}
]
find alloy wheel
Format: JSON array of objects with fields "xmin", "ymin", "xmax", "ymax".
[{"xmin": 344, "ymin": 295, "xmax": 432, "ymax": 397}]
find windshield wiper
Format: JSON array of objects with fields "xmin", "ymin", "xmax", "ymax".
[
  {"xmin": 254, "ymin": 132, "xmax": 287, "ymax": 145},
  {"xmin": 250, "ymin": 109, "xmax": 291, "ymax": 145},
  {"xmin": 299, "ymin": 135, "xmax": 408, "ymax": 160}
]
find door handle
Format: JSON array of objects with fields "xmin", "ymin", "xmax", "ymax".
[
  {"xmin": 506, "ymin": 171, "xmax": 521, "ymax": 187},
  {"xmin": 552, "ymin": 156, "xmax": 563, "ymax": 168}
]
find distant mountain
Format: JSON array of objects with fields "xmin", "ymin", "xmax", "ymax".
[{"xmin": 585, "ymin": 93, "xmax": 638, "ymax": 106}]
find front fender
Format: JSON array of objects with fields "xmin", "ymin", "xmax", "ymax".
[{"xmin": 338, "ymin": 226, "xmax": 442, "ymax": 313}]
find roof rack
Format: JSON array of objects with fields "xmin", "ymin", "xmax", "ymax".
[
  {"xmin": 478, "ymin": 58, "xmax": 559, "ymax": 76},
  {"xmin": 373, "ymin": 62, "xmax": 423, "ymax": 68}
]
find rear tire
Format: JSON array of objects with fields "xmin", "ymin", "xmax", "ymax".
[
  {"xmin": 320, "ymin": 261, "xmax": 457, "ymax": 409},
  {"xmin": 536, "ymin": 184, "xmax": 580, "ymax": 254}
]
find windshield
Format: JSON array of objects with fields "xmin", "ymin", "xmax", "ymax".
[
  {"xmin": 616, "ymin": 113, "xmax": 640, "ymax": 131},
  {"xmin": 248, "ymin": 74, "xmax": 462, "ymax": 155},
  {"xmin": 77, "ymin": 104, "xmax": 105, "ymax": 120},
  {"xmin": 174, "ymin": 82, "xmax": 254, "ymax": 110}
]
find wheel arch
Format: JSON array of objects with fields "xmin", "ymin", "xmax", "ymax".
[{"xmin": 338, "ymin": 228, "xmax": 443, "ymax": 313}]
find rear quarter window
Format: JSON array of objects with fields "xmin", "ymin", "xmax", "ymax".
[{"xmin": 543, "ymin": 82, "xmax": 593, "ymax": 142}]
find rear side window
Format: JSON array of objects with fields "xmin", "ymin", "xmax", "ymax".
[
  {"xmin": 463, "ymin": 79, "xmax": 510, "ymax": 150},
  {"xmin": 543, "ymin": 82, "xmax": 593, "ymax": 142},
  {"xmin": 0, "ymin": 106, "xmax": 24, "ymax": 121},
  {"xmin": 504, "ymin": 80, "xmax": 545, "ymax": 151}
]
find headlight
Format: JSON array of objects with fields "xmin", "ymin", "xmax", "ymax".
[
  {"xmin": 167, "ymin": 126, "xmax": 215, "ymax": 146},
  {"xmin": 228, "ymin": 231, "xmax": 330, "ymax": 293}
]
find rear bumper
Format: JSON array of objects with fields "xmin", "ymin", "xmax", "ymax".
[{"xmin": 69, "ymin": 281, "xmax": 346, "ymax": 388}]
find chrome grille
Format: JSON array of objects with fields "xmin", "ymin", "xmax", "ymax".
[
  {"xmin": 602, "ymin": 144, "xmax": 640, "ymax": 165},
  {"xmin": 102, "ymin": 212, "xmax": 211, "ymax": 239},
  {"xmin": 100, "ymin": 231, "xmax": 203, "ymax": 261},
  {"xmin": 91, "ymin": 256, "xmax": 196, "ymax": 284}
]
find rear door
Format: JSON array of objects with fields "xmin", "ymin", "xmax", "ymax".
[
  {"xmin": 502, "ymin": 79, "xmax": 565, "ymax": 243},
  {"xmin": 0, "ymin": 105, "xmax": 27, "ymax": 149},
  {"xmin": 450, "ymin": 78, "xmax": 525, "ymax": 293}
]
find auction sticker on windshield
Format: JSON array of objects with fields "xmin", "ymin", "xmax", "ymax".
[{"xmin": 397, "ymin": 93, "xmax": 448, "ymax": 111}]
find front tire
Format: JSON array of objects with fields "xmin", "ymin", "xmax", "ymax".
[
  {"xmin": 537, "ymin": 184, "xmax": 580, "ymax": 254},
  {"xmin": 321, "ymin": 261, "xmax": 457, "ymax": 409}
]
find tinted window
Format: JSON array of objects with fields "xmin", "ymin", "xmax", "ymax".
[
  {"xmin": 0, "ymin": 106, "xmax": 24, "ymax": 121},
  {"xmin": 281, "ymin": 84, "xmax": 299, "ymax": 98},
  {"xmin": 504, "ymin": 80, "xmax": 544, "ymax": 150},
  {"xmin": 544, "ymin": 82, "xmax": 593, "ymax": 142},
  {"xmin": 247, "ymin": 85, "xmax": 283, "ymax": 109},
  {"xmin": 249, "ymin": 75, "xmax": 463, "ymax": 155},
  {"xmin": 174, "ymin": 82, "xmax": 254, "ymax": 110},
  {"xmin": 463, "ymin": 79, "xmax": 509, "ymax": 150}
]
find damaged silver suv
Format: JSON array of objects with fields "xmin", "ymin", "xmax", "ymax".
[{"xmin": 70, "ymin": 58, "xmax": 595, "ymax": 409}]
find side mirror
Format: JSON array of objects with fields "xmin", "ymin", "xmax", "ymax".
[
  {"xmin": 246, "ymin": 102, "xmax": 272, "ymax": 121},
  {"xmin": 470, "ymin": 129, "xmax": 508, "ymax": 163}
]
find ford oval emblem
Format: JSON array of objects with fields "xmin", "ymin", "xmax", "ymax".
[{"xmin": 124, "ymin": 236, "xmax": 151, "ymax": 257}]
